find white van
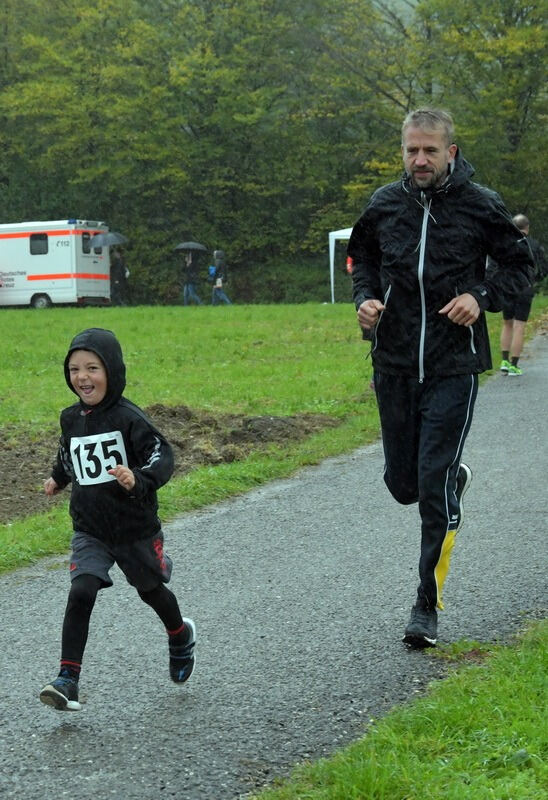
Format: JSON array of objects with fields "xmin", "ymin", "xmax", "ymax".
[{"xmin": 0, "ymin": 219, "xmax": 111, "ymax": 308}]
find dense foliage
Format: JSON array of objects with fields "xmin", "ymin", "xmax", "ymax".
[{"xmin": 0, "ymin": 0, "xmax": 546, "ymax": 302}]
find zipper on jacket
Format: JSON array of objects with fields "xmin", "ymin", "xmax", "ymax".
[
  {"xmin": 417, "ymin": 193, "xmax": 432, "ymax": 382},
  {"xmin": 372, "ymin": 284, "xmax": 391, "ymax": 354},
  {"xmin": 469, "ymin": 326, "xmax": 476, "ymax": 354},
  {"xmin": 454, "ymin": 287, "xmax": 477, "ymax": 356}
]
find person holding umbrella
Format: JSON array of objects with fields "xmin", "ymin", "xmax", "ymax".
[
  {"xmin": 175, "ymin": 242, "xmax": 207, "ymax": 306},
  {"xmin": 110, "ymin": 248, "xmax": 130, "ymax": 306},
  {"xmin": 90, "ymin": 232, "xmax": 130, "ymax": 307},
  {"xmin": 182, "ymin": 252, "xmax": 203, "ymax": 306}
]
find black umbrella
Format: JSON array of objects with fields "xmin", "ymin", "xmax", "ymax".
[
  {"xmin": 90, "ymin": 231, "xmax": 128, "ymax": 248},
  {"xmin": 174, "ymin": 241, "xmax": 207, "ymax": 252}
]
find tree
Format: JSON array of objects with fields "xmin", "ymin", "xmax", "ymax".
[{"xmin": 412, "ymin": 0, "xmax": 547, "ymax": 222}]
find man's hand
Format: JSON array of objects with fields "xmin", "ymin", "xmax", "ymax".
[
  {"xmin": 357, "ymin": 299, "xmax": 385, "ymax": 329},
  {"xmin": 438, "ymin": 293, "xmax": 480, "ymax": 326},
  {"xmin": 108, "ymin": 465, "xmax": 136, "ymax": 491}
]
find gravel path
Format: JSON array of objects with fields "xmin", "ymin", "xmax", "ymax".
[{"xmin": 1, "ymin": 334, "xmax": 546, "ymax": 800}]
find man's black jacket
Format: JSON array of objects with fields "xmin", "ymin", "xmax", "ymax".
[{"xmin": 348, "ymin": 150, "xmax": 533, "ymax": 379}]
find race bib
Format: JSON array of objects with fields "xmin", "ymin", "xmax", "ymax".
[{"xmin": 70, "ymin": 431, "xmax": 128, "ymax": 486}]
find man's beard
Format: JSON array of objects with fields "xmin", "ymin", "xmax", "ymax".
[{"xmin": 411, "ymin": 166, "xmax": 447, "ymax": 189}]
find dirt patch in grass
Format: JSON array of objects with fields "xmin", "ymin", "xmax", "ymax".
[{"xmin": 0, "ymin": 405, "xmax": 339, "ymax": 525}]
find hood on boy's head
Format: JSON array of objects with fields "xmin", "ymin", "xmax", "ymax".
[{"xmin": 64, "ymin": 328, "xmax": 126, "ymax": 409}]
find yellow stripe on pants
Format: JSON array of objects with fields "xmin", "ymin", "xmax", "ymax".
[{"xmin": 434, "ymin": 529, "xmax": 457, "ymax": 610}]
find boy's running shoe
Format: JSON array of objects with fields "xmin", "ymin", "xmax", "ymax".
[
  {"xmin": 169, "ymin": 618, "xmax": 196, "ymax": 683},
  {"xmin": 507, "ymin": 364, "xmax": 522, "ymax": 376},
  {"xmin": 456, "ymin": 463, "xmax": 473, "ymax": 533},
  {"xmin": 499, "ymin": 359, "xmax": 510, "ymax": 373},
  {"xmin": 39, "ymin": 672, "xmax": 81, "ymax": 711},
  {"xmin": 403, "ymin": 600, "xmax": 437, "ymax": 648}
]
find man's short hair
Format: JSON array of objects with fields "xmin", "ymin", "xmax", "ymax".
[
  {"xmin": 402, "ymin": 108, "xmax": 455, "ymax": 147},
  {"xmin": 512, "ymin": 214, "xmax": 529, "ymax": 233}
]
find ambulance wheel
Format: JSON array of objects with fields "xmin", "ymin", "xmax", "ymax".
[{"xmin": 31, "ymin": 294, "xmax": 52, "ymax": 309}]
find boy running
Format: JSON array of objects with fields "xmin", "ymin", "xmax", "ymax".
[{"xmin": 40, "ymin": 327, "xmax": 195, "ymax": 711}]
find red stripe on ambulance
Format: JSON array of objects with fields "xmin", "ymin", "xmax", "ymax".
[
  {"xmin": 26, "ymin": 273, "xmax": 109, "ymax": 281},
  {"xmin": 0, "ymin": 229, "xmax": 89, "ymax": 240}
]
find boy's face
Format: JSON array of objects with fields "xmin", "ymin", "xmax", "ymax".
[{"xmin": 68, "ymin": 349, "xmax": 107, "ymax": 405}]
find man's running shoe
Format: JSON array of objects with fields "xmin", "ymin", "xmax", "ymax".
[
  {"xmin": 507, "ymin": 364, "xmax": 522, "ymax": 376},
  {"xmin": 169, "ymin": 618, "xmax": 196, "ymax": 683},
  {"xmin": 456, "ymin": 463, "xmax": 473, "ymax": 533},
  {"xmin": 499, "ymin": 359, "xmax": 510, "ymax": 373},
  {"xmin": 403, "ymin": 600, "xmax": 438, "ymax": 648},
  {"xmin": 39, "ymin": 671, "xmax": 81, "ymax": 711}
]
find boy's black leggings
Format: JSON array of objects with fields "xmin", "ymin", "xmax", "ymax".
[
  {"xmin": 374, "ymin": 371, "xmax": 478, "ymax": 610},
  {"xmin": 61, "ymin": 574, "xmax": 183, "ymax": 666}
]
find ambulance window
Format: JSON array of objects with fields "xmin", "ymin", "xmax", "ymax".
[
  {"xmin": 82, "ymin": 232, "xmax": 102, "ymax": 255},
  {"xmin": 30, "ymin": 233, "xmax": 48, "ymax": 255}
]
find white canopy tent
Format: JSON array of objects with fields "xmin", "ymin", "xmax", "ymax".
[{"xmin": 328, "ymin": 227, "xmax": 353, "ymax": 303}]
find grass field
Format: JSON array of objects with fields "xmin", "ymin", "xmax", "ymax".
[
  {"xmin": 1, "ymin": 299, "xmax": 547, "ymax": 799},
  {"xmin": 1, "ymin": 303, "xmax": 367, "ymax": 428}
]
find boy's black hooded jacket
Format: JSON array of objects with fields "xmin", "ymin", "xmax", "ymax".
[
  {"xmin": 51, "ymin": 328, "xmax": 174, "ymax": 543},
  {"xmin": 348, "ymin": 149, "xmax": 533, "ymax": 380}
]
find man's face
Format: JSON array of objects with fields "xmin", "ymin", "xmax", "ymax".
[
  {"xmin": 68, "ymin": 349, "xmax": 107, "ymax": 406},
  {"xmin": 402, "ymin": 125, "xmax": 457, "ymax": 189}
]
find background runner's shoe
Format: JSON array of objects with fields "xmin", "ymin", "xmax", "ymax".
[
  {"xmin": 499, "ymin": 359, "xmax": 510, "ymax": 373},
  {"xmin": 40, "ymin": 673, "xmax": 81, "ymax": 711},
  {"xmin": 169, "ymin": 618, "xmax": 196, "ymax": 683},
  {"xmin": 456, "ymin": 463, "xmax": 473, "ymax": 533},
  {"xmin": 507, "ymin": 364, "xmax": 522, "ymax": 376},
  {"xmin": 403, "ymin": 601, "xmax": 437, "ymax": 648}
]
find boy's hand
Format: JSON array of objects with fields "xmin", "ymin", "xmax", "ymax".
[
  {"xmin": 44, "ymin": 477, "xmax": 61, "ymax": 496},
  {"xmin": 108, "ymin": 465, "xmax": 136, "ymax": 491}
]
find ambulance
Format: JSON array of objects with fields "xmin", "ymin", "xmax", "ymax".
[{"xmin": 0, "ymin": 219, "xmax": 112, "ymax": 308}]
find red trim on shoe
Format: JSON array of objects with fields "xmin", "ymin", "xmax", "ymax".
[
  {"xmin": 167, "ymin": 623, "xmax": 185, "ymax": 637},
  {"xmin": 60, "ymin": 659, "xmax": 82, "ymax": 673}
]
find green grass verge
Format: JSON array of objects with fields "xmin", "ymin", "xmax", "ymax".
[
  {"xmin": 252, "ymin": 620, "xmax": 548, "ymax": 800},
  {"xmin": 0, "ymin": 303, "xmax": 370, "ymax": 430}
]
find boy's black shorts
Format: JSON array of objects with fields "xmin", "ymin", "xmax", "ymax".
[
  {"xmin": 69, "ymin": 530, "xmax": 173, "ymax": 592},
  {"xmin": 502, "ymin": 288, "xmax": 534, "ymax": 322}
]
